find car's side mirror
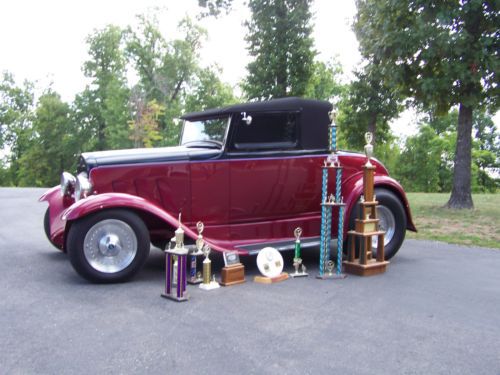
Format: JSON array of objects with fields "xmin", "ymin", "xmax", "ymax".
[{"xmin": 241, "ymin": 112, "xmax": 252, "ymax": 126}]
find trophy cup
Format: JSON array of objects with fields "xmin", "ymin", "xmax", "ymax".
[
  {"xmin": 199, "ymin": 245, "xmax": 220, "ymax": 290},
  {"xmin": 187, "ymin": 221, "xmax": 204, "ymax": 284},
  {"xmin": 162, "ymin": 213, "xmax": 189, "ymax": 302},
  {"xmin": 290, "ymin": 227, "xmax": 308, "ymax": 278}
]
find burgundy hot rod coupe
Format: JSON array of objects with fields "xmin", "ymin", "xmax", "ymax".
[{"xmin": 40, "ymin": 97, "xmax": 416, "ymax": 282}]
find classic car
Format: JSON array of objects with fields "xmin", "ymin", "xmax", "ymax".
[{"xmin": 40, "ymin": 97, "xmax": 416, "ymax": 282}]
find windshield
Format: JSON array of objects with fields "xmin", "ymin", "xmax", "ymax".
[{"xmin": 180, "ymin": 117, "xmax": 229, "ymax": 148}]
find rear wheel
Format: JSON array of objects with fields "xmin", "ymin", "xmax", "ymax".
[
  {"xmin": 67, "ymin": 209, "xmax": 150, "ymax": 283},
  {"xmin": 347, "ymin": 188, "xmax": 407, "ymax": 260}
]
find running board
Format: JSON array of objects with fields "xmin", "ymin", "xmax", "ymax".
[{"xmin": 236, "ymin": 237, "xmax": 333, "ymax": 255}]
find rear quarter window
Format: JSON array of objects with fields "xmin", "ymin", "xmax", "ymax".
[{"xmin": 231, "ymin": 112, "xmax": 300, "ymax": 151}]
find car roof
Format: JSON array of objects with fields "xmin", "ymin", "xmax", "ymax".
[
  {"xmin": 181, "ymin": 97, "xmax": 332, "ymax": 120},
  {"xmin": 181, "ymin": 97, "xmax": 333, "ymax": 151}
]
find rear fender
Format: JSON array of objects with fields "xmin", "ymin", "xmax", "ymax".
[
  {"xmin": 62, "ymin": 193, "xmax": 231, "ymax": 253},
  {"xmin": 343, "ymin": 174, "xmax": 417, "ymax": 235}
]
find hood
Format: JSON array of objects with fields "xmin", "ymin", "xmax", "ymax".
[{"xmin": 77, "ymin": 146, "xmax": 222, "ymax": 173}]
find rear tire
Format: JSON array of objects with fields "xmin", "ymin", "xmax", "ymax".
[
  {"xmin": 346, "ymin": 188, "xmax": 406, "ymax": 260},
  {"xmin": 67, "ymin": 209, "xmax": 150, "ymax": 283}
]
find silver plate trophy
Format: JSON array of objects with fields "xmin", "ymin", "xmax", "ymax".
[{"xmin": 290, "ymin": 227, "xmax": 308, "ymax": 278}]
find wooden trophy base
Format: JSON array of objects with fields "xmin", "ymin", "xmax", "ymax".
[
  {"xmin": 254, "ymin": 272, "xmax": 289, "ymax": 284},
  {"xmin": 220, "ymin": 263, "xmax": 246, "ymax": 286},
  {"xmin": 343, "ymin": 259, "xmax": 389, "ymax": 276}
]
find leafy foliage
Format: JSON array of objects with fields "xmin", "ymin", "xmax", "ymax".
[
  {"xmin": 79, "ymin": 25, "xmax": 131, "ymax": 151},
  {"xmin": 17, "ymin": 92, "xmax": 79, "ymax": 186},
  {"xmin": 129, "ymin": 99, "xmax": 164, "ymax": 148},
  {"xmin": 126, "ymin": 15, "xmax": 208, "ymax": 145},
  {"xmin": 243, "ymin": 0, "xmax": 316, "ymax": 100},
  {"xmin": 354, "ymin": 0, "xmax": 499, "ymax": 208}
]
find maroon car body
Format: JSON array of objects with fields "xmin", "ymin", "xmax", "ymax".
[{"xmin": 40, "ymin": 97, "xmax": 415, "ymax": 282}]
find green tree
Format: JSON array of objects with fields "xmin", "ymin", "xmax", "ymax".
[
  {"xmin": 337, "ymin": 65, "xmax": 401, "ymax": 151},
  {"xmin": 354, "ymin": 0, "xmax": 499, "ymax": 208},
  {"xmin": 305, "ymin": 59, "xmax": 345, "ymax": 102},
  {"xmin": 397, "ymin": 125, "xmax": 455, "ymax": 192},
  {"xmin": 126, "ymin": 16, "xmax": 207, "ymax": 145},
  {"xmin": 185, "ymin": 65, "xmax": 238, "ymax": 113},
  {"xmin": 129, "ymin": 99, "xmax": 164, "ymax": 148},
  {"xmin": 17, "ymin": 91, "xmax": 77, "ymax": 186},
  {"xmin": 197, "ymin": 0, "xmax": 233, "ymax": 17},
  {"xmin": 79, "ymin": 25, "xmax": 131, "ymax": 150},
  {"xmin": 243, "ymin": 0, "xmax": 316, "ymax": 100},
  {"xmin": 0, "ymin": 72, "xmax": 35, "ymax": 185}
]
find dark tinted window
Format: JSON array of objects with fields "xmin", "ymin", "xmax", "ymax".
[{"xmin": 231, "ymin": 112, "xmax": 299, "ymax": 150}]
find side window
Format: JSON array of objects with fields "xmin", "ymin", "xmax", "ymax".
[{"xmin": 231, "ymin": 112, "xmax": 300, "ymax": 151}]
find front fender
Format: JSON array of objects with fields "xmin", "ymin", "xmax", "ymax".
[
  {"xmin": 62, "ymin": 193, "xmax": 232, "ymax": 253},
  {"xmin": 343, "ymin": 174, "xmax": 416, "ymax": 234}
]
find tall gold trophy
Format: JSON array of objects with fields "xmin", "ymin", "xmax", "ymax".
[{"xmin": 343, "ymin": 132, "xmax": 389, "ymax": 276}]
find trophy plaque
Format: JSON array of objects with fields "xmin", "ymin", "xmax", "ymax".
[
  {"xmin": 290, "ymin": 227, "xmax": 308, "ymax": 278},
  {"xmin": 343, "ymin": 132, "xmax": 389, "ymax": 276},
  {"xmin": 221, "ymin": 251, "xmax": 246, "ymax": 286},
  {"xmin": 254, "ymin": 247, "xmax": 289, "ymax": 284}
]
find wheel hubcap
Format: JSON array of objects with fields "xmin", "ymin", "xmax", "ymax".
[
  {"xmin": 372, "ymin": 205, "xmax": 396, "ymax": 249},
  {"xmin": 84, "ymin": 219, "xmax": 138, "ymax": 273}
]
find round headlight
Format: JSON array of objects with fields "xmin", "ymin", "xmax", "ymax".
[
  {"xmin": 75, "ymin": 173, "xmax": 93, "ymax": 201},
  {"xmin": 60, "ymin": 172, "xmax": 76, "ymax": 197}
]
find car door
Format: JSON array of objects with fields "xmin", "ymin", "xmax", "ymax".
[{"xmin": 227, "ymin": 111, "xmax": 322, "ymax": 244}]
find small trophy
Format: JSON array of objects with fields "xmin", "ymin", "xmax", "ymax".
[
  {"xmin": 188, "ymin": 221, "xmax": 204, "ymax": 284},
  {"xmin": 162, "ymin": 213, "xmax": 189, "ymax": 302},
  {"xmin": 199, "ymin": 245, "xmax": 220, "ymax": 290},
  {"xmin": 364, "ymin": 132, "xmax": 373, "ymax": 167},
  {"xmin": 290, "ymin": 227, "xmax": 308, "ymax": 278}
]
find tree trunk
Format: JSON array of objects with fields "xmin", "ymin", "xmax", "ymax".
[{"xmin": 446, "ymin": 103, "xmax": 474, "ymax": 209}]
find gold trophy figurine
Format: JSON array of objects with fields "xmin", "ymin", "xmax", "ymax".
[{"xmin": 364, "ymin": 132, "xmax": 374, "ymax": 167}]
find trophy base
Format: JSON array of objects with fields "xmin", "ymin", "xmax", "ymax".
[
  {"xmin": 199, "ymin": 281, "xmax": 220, "ymax": 290},
  {"xmin": 161, "ymin": 292, "xmax": 189, "ymax": 302},
  {"xmin": 290, "ymin": 271, "xmax": 308, "ymax": 278},
  {"xmin": 187, "ymin": 277, "xmax": 203, "ymax": 285},
  {"xmin": 316, "ymin": 273, "xmax": 347, "ymax": 280},
  {"xmin": 220, "ymin": 263, "xmax": 246, "ymax": 286},
  {"xmin": 343, "ymin": 260, "xmax": 389, "ymax": 276},
  {"xmin": 254, "ymin": 272, "xmax": 289, "ymax": 284}
]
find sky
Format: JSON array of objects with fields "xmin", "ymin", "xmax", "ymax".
[{"xmin": 2, "ymin": 0, "xmax": 486, "ymax": 139}]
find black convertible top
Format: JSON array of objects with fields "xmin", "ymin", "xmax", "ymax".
[{"xmin": 181, "ymin": 97, "xmax": 333, "ymax": 150}]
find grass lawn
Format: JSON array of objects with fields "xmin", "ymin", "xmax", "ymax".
[{"xmin": 406, "ymin": 193, "xmax": 499, "ymax": 249}]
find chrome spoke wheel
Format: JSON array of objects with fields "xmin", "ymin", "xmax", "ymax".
[
  {"xmin": 83, "ymin": 219, "xmax": 138, "ymax": 273},
  {"xmin": 372, "ymin": 205, "xmax": 396, "ymax": 249}
]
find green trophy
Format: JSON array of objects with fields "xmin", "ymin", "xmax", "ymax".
[{"xmin": 290, "ymin": 227, "xmax": 308, "ymax": 278}]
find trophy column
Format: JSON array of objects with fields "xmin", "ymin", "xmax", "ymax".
[
  {"xmin": 317, "ymin": 112, "xmax": 346, "ymax": 279},
  {"xmin": 343, "ymin": 132, "xmax": 389, "ymax": 276}
]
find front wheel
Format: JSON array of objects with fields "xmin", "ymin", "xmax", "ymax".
[
  {"xmin": 67, "ymin": 209, "xmax": 150, "ymax": 283},
  {"xmin": 347, "ymin": 188, "xmax": 407, "ymax": 260}
]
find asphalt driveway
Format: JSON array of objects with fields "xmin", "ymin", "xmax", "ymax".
[{"xmin": 1, "ymin": 188, "xmax": 499, "ymax": 374}]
